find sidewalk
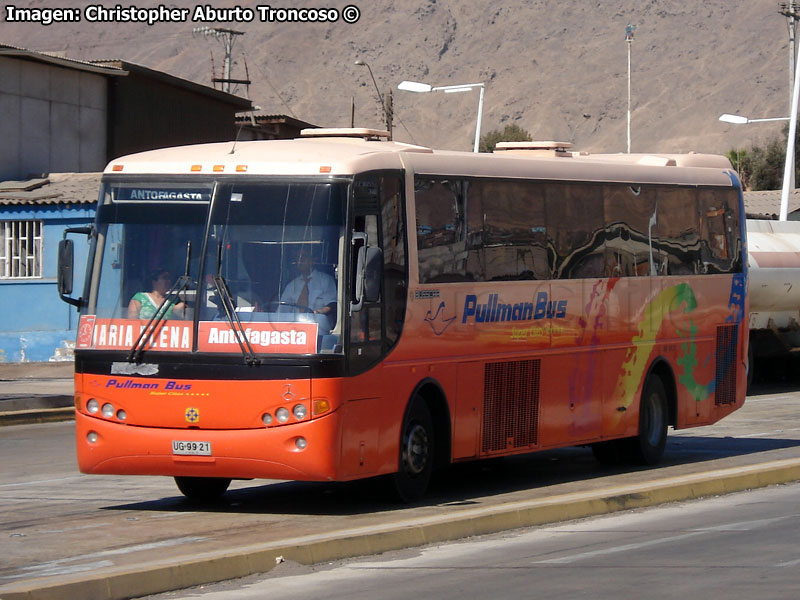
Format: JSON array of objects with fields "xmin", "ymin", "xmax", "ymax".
[{"xmin": 0, "ymin": 362, "xmax": 74, "ymax": 425}]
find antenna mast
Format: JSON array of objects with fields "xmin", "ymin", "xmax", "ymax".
[{"xmin": 192, "ymin": 27, "xmax": 250, "ymax": 93}]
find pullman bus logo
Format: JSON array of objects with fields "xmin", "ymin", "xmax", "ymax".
[
  {"xmin": 462, "ymin": 292, "xmax": 567, "ymax": 324},
  {"xmin": 185, "ymin": 407, "xmax": 200, "ymax": 424}
]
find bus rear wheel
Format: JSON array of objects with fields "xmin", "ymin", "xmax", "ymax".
[
  {"xmin": 626, "ymin": 376, "xmax": 668, "ymax": 465},
  {"xmin": 388, "ymin": 397, "xmax": 434, "ymax": 503},
  {"xmin": 174, "ymin": 476, "xmax": 231, "ymax": 501}
]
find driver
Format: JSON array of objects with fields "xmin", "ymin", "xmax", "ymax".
[{"xmin": 280, "ymin": 247, "xmax": 337, "ymax": 319}]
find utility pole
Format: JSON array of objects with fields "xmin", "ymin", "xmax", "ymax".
[
  {"xmin": 626, "ymin": 24, "xmax": 636, "ymax": 154},
  {"xmin": 384, "ymin": 89, "xmax": 393, "ymax": 139},
  {"xmin": 355, "ymin": 60, "xmax": 392, "ymax": 139},
  {"xmin": 780, "ymin": 2, "xmax": 800, "ymax": 189},
  {"xmin": 193, "ymin": 27, "xmax": 248, "ymax": 93}
]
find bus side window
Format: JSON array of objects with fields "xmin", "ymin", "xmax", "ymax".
[
  {"xmin": 603, "ymin": 184, "xmax": 657, "ymax": 278},
  {"xmin": 415, "ymin": 178, "xmax": 468, "ymax": 283},
  {"xmin": 699, "ymin": 188, "xmax": 741, "ymax": 273},
  {"xmin": 546, "ymin": 183, "xmax": 604, "ymax": 279},
  {"xmin": 655, "ymin": 187, "xmax": 701, "ymax": 275},
  {"xmin": 466, "ymin": 179, "xmax": 549, "ymax": 281}
]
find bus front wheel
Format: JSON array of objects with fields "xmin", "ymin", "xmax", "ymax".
[
  {"xmin": 174, "ymin": 476, "xmax": 231, "ymax": 501},
  {"xmin": 627, "ymin": 376, "xmax": 669, "ymax": 465},
  {"xmin": 389, "ymin": 397, "xmax": 434, "ymax": 503}
]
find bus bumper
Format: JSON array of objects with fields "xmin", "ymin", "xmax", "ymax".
[{"xmin": 75, "ymin": 409, "xmax": 342, "ymax": 481}]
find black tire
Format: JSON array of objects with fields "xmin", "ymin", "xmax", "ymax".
[
  {"xmin": 388, "ymin": 397, "xmax": 434, "ymax": 503},
  {"xmin": 174, "ymin": 476, "xmax": 231, "ymax": 501},
  {"xmin": 626, "ymin": 376, "xmax": 669, "ymax": 465}
]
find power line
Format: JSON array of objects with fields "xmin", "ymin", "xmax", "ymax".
[{"xmin": 260, "ymin": 66, "xmax": 298, "ymax": 118}]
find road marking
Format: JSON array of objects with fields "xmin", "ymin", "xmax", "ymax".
[
  {"xmin": 0, "ymin": 476, "xmax": 85, "ymax": 488},
  {"xmin": 691, "ymin": 515, "xmax": 795, "ymax": 531},
  {"xmin": 532, "ymin": 531, "xmax": 707, "ymax": 564},
  {"xmin": 739, "ymin": 428, "xmax": 800, "ymax": 438},
  {"xmin": 534, "ymin": 514, "xmax": 799, "ymax": 565}
]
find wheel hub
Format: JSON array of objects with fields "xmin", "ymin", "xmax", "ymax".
[{"xmin": 403, "ymin": 423, "xmax": 429, "ymax": 476}]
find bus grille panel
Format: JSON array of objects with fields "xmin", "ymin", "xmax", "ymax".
[
  {"xmin": 715, "ymin": 323, "xmax": 738, "ymax": 405},
  {"xmin": 482, "ymin": 359, "xmax": 541, "ymax": 453}
]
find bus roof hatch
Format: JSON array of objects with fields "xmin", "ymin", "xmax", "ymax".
[
  {"xmin": 300, "ymin": 128, "xmax": 391, "ymax": 141},
  {"xmin": 493, "ymin": 140, "xmax": 574, "ymax": 157}
]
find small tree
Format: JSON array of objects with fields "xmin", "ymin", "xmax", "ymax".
[
  {"xmin": 750, "ymin": 138, "xmax": 785, "ymax": 191},
  {"xmin": 479, "ymin": 124, "xmax": 532, "ymax": 153},
  {"xmin": 726, "ymin": 148, "xmax": 754, "ymax": 190},
  {"xmin": 726, "ymin": 124, "xmax": 800, "ymax": 191}
]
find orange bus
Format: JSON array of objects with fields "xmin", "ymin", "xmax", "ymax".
[{"xmin": 58, "ymin": 131, "xmax": 747, "ymax": 502}]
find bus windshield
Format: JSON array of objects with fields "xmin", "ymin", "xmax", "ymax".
[{"xmin": 84, "ymin": 178, "xmax": 347, "ymax": 356}]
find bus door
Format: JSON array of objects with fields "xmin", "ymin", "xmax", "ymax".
[{"xmin": 339, "ymin": 172, "xmax": 408, "ymax": 478}]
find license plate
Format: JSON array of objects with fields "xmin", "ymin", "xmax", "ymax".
[{"xmin": 172, "ymin": 440, "xmax": 212, "ymax": 456}]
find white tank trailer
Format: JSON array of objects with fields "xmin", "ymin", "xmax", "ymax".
[{"xmin": 746, "ymin": 219, "xmax": 800, "ymax": 383}]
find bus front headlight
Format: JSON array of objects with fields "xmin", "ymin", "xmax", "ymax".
[{"xmin": 276, "ymin": 407, "xmax": 290, "ymax": 423}]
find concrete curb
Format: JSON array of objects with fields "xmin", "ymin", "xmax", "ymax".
[
  {"xmin": 0, "ymin": 407, "xmax": 74, "ymax": 427},
  {"xmin": 2, "ymin": 457, "xmax": 800, "ymax": 600}
]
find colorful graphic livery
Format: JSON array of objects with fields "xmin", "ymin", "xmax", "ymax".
[{"xmin": 58, "ymin": 130, "xmax": 747, "ymax": 502}]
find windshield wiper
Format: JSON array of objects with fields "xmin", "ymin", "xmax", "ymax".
[
  {"xmin": 211, "ymin": 241, "xmax": 261, "ymax": 366},
  {"xmin": 128, "ymin": 241, "xmax": 193, "ymax": 362}
]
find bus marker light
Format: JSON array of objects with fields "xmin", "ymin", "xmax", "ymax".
[
  {"xmin": 87, "ymin": 432, "xmax": 99, "ymax": 444},
  {"xmin": 213, "ymin": 165, "xmax": 224, "ymax": 172},
  {"xmin": 295, "ymin": 437, "xmax": 307, "ymax": 450},
  {"xmin": 292, "ymin": 404, "xmax": 307, "ymax": 420},
  {"xmin": 262, "ymin": 413, "xmax": 273, "ymax": 426},
  {"xmin": 190, "ymin": 165, "xmax": 202, "ymax": 172},
  {"xmin": 74, "ymin": 394, "xmax": 82, "ymax": 411},
  {"xmin": 87, "ymin": 399, "xmax": 100, "ymax": 414},
  {"xmin": 111, "ymin": 165, "xmax": 123, "ymax": 171},
  {"xmin": 312, "ymin": 399, "xmax": 331, "ymax": 415},
  {"xmin": 116, "ymin": 409, "xmax": 127, "ymax": 421},
  {"xmin": 276, "ymin": 407, "xmax": 290, "ymax": 423},
  {"xmin": 319, "ymin": 166, "xmax": 332, "ymax": 173},
  {"xmin": 236, "ymin": 165, "xmax": 248, "ymax": 172},
  {"xmin": 102, "ymin": 403, "xmax": 115, "ymax": 418}
]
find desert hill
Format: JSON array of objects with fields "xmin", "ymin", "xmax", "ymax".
[{"xmin": 1, "ymin": 0, "xmax": 794, "ymax": 155}]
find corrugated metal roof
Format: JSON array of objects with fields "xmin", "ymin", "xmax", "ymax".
[
  {"xmin": 0, "ymin": 173, "xmax": 101, "ymax": 206},
  {"xmin": 0, "ymin": 44, "xmax": 126, "ymax": 76},
  {"xmin": 743, "ymin": 189, "xmax": 800, "ymax": 219},
  {"xmin": 92, "ymin": 60, "xmax": 252, "ymax": 108},
  {"xmin": 235, "ymin": 114, "xmax": 318, "ymax": 128}
]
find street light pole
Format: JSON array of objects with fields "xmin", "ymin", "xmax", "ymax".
[
  {"xmin": 473, "ymin": 85, "xmax": 485, "ymax": 154},
  {"xmin": 625, "ymin": 24, "xmax": 636, "ymax": 154},
  {"xmin": 780, "ymin": 3, "xmax": 800, "ymax": 189},
  {"xmin": 397, "ymin": 80, "xmax": 486, "ymax": 152},
  {"xmin": 719, "ymin": 114, "xmax": 791, "ymax": 124},
  {"xmin": 781, "ymin": 48, "xmax": 800, "ymax": 220},
  {"xmin": 626, "ymin": 24, "xmax": 636, "ymax": 154}
]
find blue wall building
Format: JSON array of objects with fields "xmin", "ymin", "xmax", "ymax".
[{"xmin": 0, "ymin": 174, "xmax": 97, "ymax": 362}]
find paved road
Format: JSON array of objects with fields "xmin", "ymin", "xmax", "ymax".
[
  {"xmin": 1, "ymin": 384, "xmax": 799, "ymax": 598},
  {"xmin": 151, "ymin": 482, "xmax": 800, "ymax": 599}
]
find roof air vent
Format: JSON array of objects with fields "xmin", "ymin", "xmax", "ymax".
[
  {"xmin": 300, "ymin": 128, "xmax": 390, "ymax": 141},
  {"xmin": 494, "ymin": 141, "xmax": 574, "ymax": 157}
]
